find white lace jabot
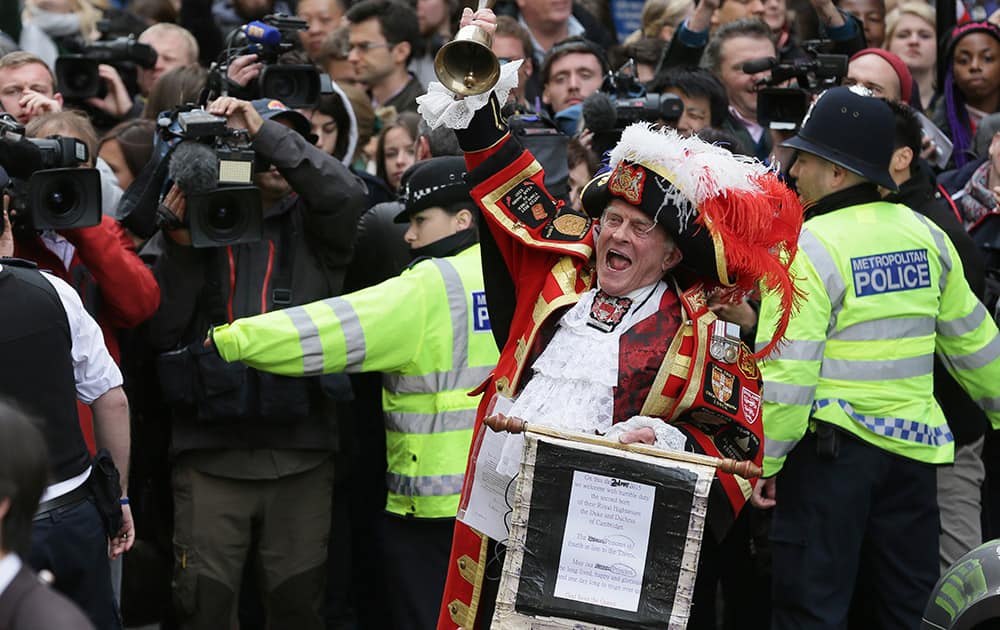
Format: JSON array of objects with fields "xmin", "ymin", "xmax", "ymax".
[{"xmin": 496, "ymin": 281, "xmax": 668, "ymax": 475}]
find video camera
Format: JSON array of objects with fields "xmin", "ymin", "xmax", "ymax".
[
  {"xmin": 210, "ymin": 13, "xmax": 331, "ymax": 108},
  {"xmin": 0, "ymin": 115, "xmax": 101, "ymax": 233},
  {"xmin": 156, "ymin": 106, "xmax": 263, "ymax": 248},
  {"xmin": 583, "ymin": 60, "xmax": 684, "ymax": 159},
  {"xmin": 744, "ymin": 40, "xmax": 848, "ymax": 132},
  {"xmin": 55, "ymin": 36, "xmax": 157, "ymax": 100},
  {"xmin": 603, "ymin": 60, "xmax": 684, "ymax": 127}
]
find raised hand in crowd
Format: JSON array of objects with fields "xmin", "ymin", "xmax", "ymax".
[
  {"xmin": 207, "ymin": 95, "xmax": 265, "ymax": 136},
  {"xmin": 159, "ymin": 184, "xmax": 191, "ymax": 247},
  {"xmin": 86, "ymin": 64, "xmax": 133, "ymax": 119},
  {"xmin": 18, "ymin": 87, "xmax": 60, "ymax": 121},
  {"xmin": 687, "ymin": 0, "xmax": 721, "ymax": 34},
  {"xmin": 227, "ymin": 53, "xmax": 263, "ymax": 88},
  {"xmin": 809, "ymin": 0, "xmax": 848, "ymax": 29},
  {"xmin": 458, "ymin": 3, "xmax": 497, "ymax": 35}
]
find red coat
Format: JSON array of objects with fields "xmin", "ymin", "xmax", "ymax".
[
  {"xmin": 438, "ymin": 136, "xmax": 763, "ymax": 629},
  {"xmin": 14, "ymin": 216, "xmax": 160, "ymax": 449}
]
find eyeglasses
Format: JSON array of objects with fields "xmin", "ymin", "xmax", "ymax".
[
  {"xmin": 348, "ymin": 41, "xmax": 394, "ymax": 53},
  {"xmin": 600, "ymin": 210, "xmax": 657, "ymax": 240}
]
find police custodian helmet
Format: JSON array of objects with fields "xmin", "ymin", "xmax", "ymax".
[{"xmin": 781, "ymin": 86, "xmax": 898, "ymax": 191}]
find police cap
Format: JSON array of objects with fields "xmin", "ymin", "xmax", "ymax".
[
  {"xmin": 781, "ymin": 86, "xmax": 898, "ymax": 191},
  {"xmin": 394, "ymin": 156, "xmax": 472, "ymax": 223}
]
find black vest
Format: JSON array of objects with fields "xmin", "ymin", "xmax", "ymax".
[{"xmin": 0, "ymin": 261, "xmax": 90, "ymax": 483}]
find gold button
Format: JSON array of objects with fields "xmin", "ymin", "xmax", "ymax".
[{"xmin": 459, "ymin": 558, "xmax": 467, "ymax": 569}]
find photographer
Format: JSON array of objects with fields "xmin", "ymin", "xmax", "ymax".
[
  {"xmin": 0, "ymin": 52, "xmax": 126, "ymax": 218},
  {"xmin": 145, "ymin": 96, "xmax": 365, "ymax": 628},
  {"xmin": 15, "ymin": 111, "xmax": 160, "ymax": 365}
]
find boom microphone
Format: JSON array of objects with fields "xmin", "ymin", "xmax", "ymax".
[
  {"xmin": 168, "ymin": 141, "xmax": 218, "ymax": 195},
  {"xmin": 742, "ymin": 57, "xmax": 778, "ymax": 75},
  {"xmin": 581, "ymin": 91, "xmax": 618, "ymax": 134}
]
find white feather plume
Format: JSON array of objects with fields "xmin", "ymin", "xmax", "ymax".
[{"xmin": 608, "ymin": 123, "xmax": 775, "ymax": 207}]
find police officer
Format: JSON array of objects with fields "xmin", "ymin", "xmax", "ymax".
[
  {"xmin": 753, "ymin": 87, "xmax": 1000, "ymax": 628},
  {"xmin": 0, "ymin": 210, "xmax": 132, "ymax": 630},
  {"xmin": 208, "ymin": 157, "xmax": 500, "ymax": 630}
]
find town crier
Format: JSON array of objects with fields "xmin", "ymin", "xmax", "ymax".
[{"xmin": 421, "ymin": 7, "xmax": 805, "ymax": 629}]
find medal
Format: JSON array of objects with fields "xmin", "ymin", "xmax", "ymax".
[
  {"xmin": 709, "ymin": 320, "xmax": 741, "ymax": 363},
  {"xmin": 587, "ymin": 291, "xmax": 633, "ymax": 332}
]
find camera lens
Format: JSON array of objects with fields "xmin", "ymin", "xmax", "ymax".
[
  {"xmin": 42, "ymin": 179, "xmax": 79, "ymax": 217},
  {"xmin": 269, "ymin": 74, "xmax": 296, "ymax": 100},
  {"xmin": 207, "ymin": 194, "xmax": 244, "ymax": 235}
]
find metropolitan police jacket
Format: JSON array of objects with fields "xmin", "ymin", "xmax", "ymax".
[
  {"xmin": 211, "ymin": 242, "xmax": 500, "ymax": 520},
  {"xmin": 145, "ymin": 119, "xmax": 367, "ymax": 455},
  {"xmin": 886, "ymin": 171, "xmax": 990, "ymax": 445},
  {"xmin": 758, "ymin": 183, "xmax": 1000, "ymax": 476}
]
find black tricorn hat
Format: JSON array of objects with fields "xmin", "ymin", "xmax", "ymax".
[
  {"xmin": 580, "ymin": 122, "xmax": 804, "ymax": 357},
  {"xmin": 780, "ymin": 86, "xmax": 898, "ymax": 191},
  {"xmin": 393, "ymin": 156, "xmax": 471, "ymax": 223}
]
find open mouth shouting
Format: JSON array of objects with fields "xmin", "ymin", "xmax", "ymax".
[{"xmin": 606, "ymin": 248, "xmax": 632, "ymax": 272}]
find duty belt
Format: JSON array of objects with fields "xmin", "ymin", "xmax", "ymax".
[{"xmin": 33, "ymin": 483, "xmax": 91, "ymax": 521}]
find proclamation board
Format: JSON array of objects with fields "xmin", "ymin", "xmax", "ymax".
[{"xmin": 491, "ymin": 432, "xmax": 714, "ymax": 630}]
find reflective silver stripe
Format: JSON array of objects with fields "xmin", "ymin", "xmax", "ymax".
[
  {"xmin": 431, "ymin": 258, "xmax": 469, "ymax": 371},
  {"xmin": 386, "ymin": 472, "xmax": 465, "ymax": 497},
  {"xmin": 764, "ymin": 438, "xmax": 799, "ymax": 459},
  {"xmin": 948, "ymin": 334, "xmax": 1000, "ymax": 371},
  {"xmin": 799, "ymin": 228, "xmax": 845, "ymax": 333},
  {"xmin": 820, "ymin": 354, "xmax": 933, "ymax": 381},
  {"xmin": 321, "ymin": 297, "xmax": 366, "ymax": 371},
  {"xmin": 383, "ymin": 365, "xmax": 493, "ymax": 395},
  {"xmin": 938, "ymin": 303, "xmax": 989, "ymax": 337},
  {"xmin": 285, "ymin": 307, "xmax": 325, "ymax": 376},
  {"xmin": 977, "ymin": 396, "xmax": 1000, "ymax": 412},
  {"xmin": 813, "ymin": 398, "xmax": 953, "ymax": 447},
  {"xmin": 833, "ymin": 317, "xmax": 935, "ymax": 342},
  {"xmin": 914, "ymin": 214, "xmax": 952, "ymax": 293},
  {"xmin": 762, "ymin": 381, "xmax": 816, "ymax": 406},
  {"xmin": 773, "ymin": 339, "xmax": 825, "ymax": 362},
  {"xmin": 385, "ymin": 408, "xmax": 477, "ymax": 434}
]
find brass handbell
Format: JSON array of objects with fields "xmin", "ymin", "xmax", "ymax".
[{"xmin": 433, "ymin": 0, "xmax": 500, "ymax": 97}]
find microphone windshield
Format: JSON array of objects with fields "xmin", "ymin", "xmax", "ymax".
[
  {"xmin": 168, "ymin": 141, "xmax": 218, "ymax": 196},
  {"xmin": 581, "ymin": 91, "xmax": 618, "ymax": 134}
]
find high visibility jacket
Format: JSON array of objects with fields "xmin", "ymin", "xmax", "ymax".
[
  {"xmin": 757, "ymin": 200, "xmax": 1000, "ymax": 477},
  {"xmin": 212, "ymin": 244, "xmax": 499, "ymax": 518}
]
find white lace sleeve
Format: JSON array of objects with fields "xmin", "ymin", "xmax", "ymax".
[
  {"xmin": 416, "ymin": 59, "xmax": 522, "ymax": 130},
  {"xmin": 603, "ymin": 416, "xmax": 688, "ymax": 452}
]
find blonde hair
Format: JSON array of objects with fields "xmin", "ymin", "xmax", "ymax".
[
  {"xmin": 139, "ymin": 22, "xmax": 200, "ymax": 65},
  {"xmin": 23, "ymin": 0, "xmax": 102, "ymax": 43},
  {"xmin": 883, "ymin": 1, "xmax": 936, "ymax": 49},
  {"xmin": 0, "ymin": 51, "xmax": 57, "ymax": 89},
  {"xmin": 629, "ymin": 0, "xmax": 694, "ymax": 43}
]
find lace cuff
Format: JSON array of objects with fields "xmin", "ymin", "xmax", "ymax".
[{"xmin": 416, "ymin": 60, "xmax": 522, "ymax": 130}]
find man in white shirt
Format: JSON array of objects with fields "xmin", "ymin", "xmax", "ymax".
[{"xmin": 0, "ymin": 209, "xmax": 133, "ymax": 630}]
